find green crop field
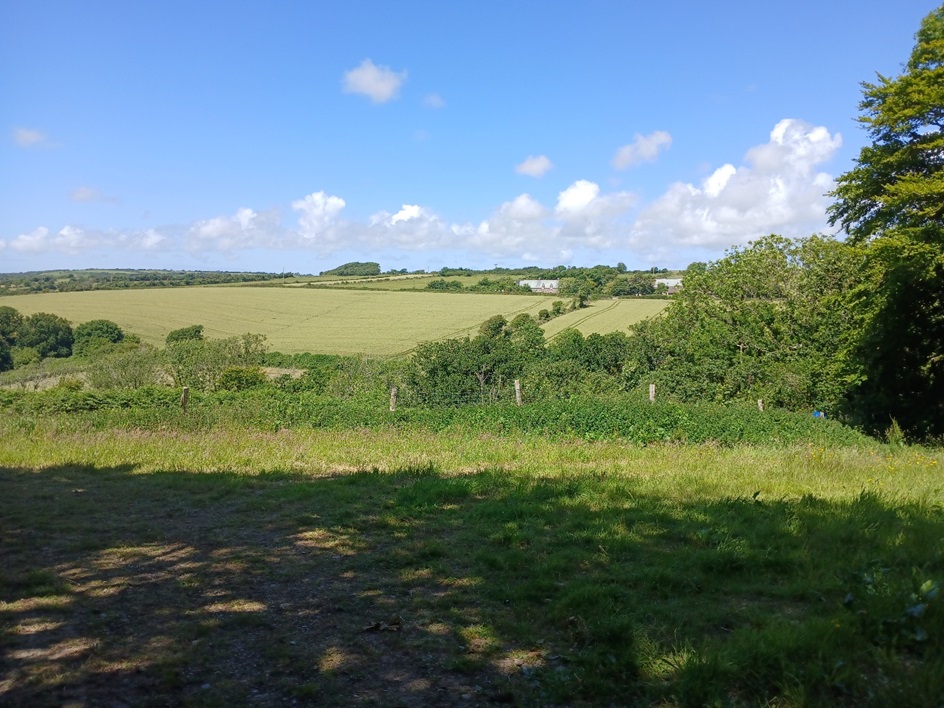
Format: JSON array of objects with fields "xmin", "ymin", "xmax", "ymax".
[
  {"xmin": 542, "ymin": 298, "xmax": 669, "ymax": 338},
  {"xmin": 5, "ymin": 288, "xmax": 667, "ymax": 355}
]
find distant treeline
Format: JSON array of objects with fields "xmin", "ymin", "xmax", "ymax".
[{"xmin": 0, "ymin": 269, "xmax": 291, "ymax": 296}]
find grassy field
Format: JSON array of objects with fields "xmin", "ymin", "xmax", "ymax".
[
  {"xmin": 6, "ymin": 288, "xmax": 667, "ymax": 354},
  {"xmin": 1, "ymin": 421, "xmax": 942, "ymax": 706},
  {"xmin": 5, "ymin": 288, "xmax": 561, "ymax": 356},
  {"xmin": 543, "ymin": 298, "xmax": 669, "ymax": 338}
]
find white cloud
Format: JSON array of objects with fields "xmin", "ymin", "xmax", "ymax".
[
  {"xmin": 71, "ymin": 186, "xmax": 119, "ymax": 203},
  {"xmin": 292, "ymin": 191, "xmax": 346, "ymax": 243},
  {"xmin": 188, "ymin": 207, "xmax": 284, "ymax": 252},
  {"xmin": 10, "ymin": 226, "xmax": 103, "ymax": 253},
  {"xmin": 342, "ymin": 59, "xmax": 407, "ymax": 103},
  {"xmin": 612, "ymin": 130, "xmax": 672, "ymax": 170},
  {"xmin": 515, "ymin": 155, "xmax": 553, "ymax": 178},
  {"xmin": 13, "ymin": 127, "xmax": 47, "ymax": 148},
  {"xmin": 555, "ymin": 180, "xmax": 637, "ymax": 248},
  {"xmin": 424, "ymin": 93, "xmax": 445, "ymax": 108},
  {"xmin": 631, "ymin": 119, "xmax": 841, "ymax": 251}
]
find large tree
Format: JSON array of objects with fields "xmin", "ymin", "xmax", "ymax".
[
  {"xmin": 827, "ymin": 6, "xmax": 944, "ymax": 438},
  {"xmin": 16, "ymin": 312, "xmax": 74, "ymax": 359}
]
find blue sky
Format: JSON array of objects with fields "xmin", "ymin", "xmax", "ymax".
[{"xmin": 1, "ymin": 0, "xmax": 939, "ymax": 274}]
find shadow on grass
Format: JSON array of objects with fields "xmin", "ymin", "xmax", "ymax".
[{"xmin": 1, "ymin": 463, "xmax": 942, "ymax": 706}]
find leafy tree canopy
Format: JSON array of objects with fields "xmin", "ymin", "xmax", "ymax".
[
  {"xmin": 0, "ymin": 306, "xmax": 23, "ymax": 346},
  {"xmin": 16, "ymin": 312, "xmax": 74, "ymax": 359},
  {"xmin": 320, "ymin": 262, "xmax": 381, "ymax": 277},
  {"xmin": 827, "ymin": 6, "xmax": 944, "ymax": 438},
  {"xmin": 74, "ymin": 319, "xmax": 124, "ymax": 355}
]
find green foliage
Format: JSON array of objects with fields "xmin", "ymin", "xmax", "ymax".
[
  {"xmin": 73, "ymin": 319, "xmax": 124, "ymax": 356},
  {"xmin": 624, "ymin": 235, "xmax": 868, "ymax": 413},
  {"xmin": 165, "ymin": 324, "xmax": 204, "ymax": 345},
  {"xmin": 0, "ymin": 269, "xmax": 284, "ymax": 295},
  {"xmin": 85, "ymin": 344, "xmax": 167, "ymax": 390},
  {"xmin": 16, "ymin": 312, "xmax": 74, "ymax": 359},
  {"xmin": 10, "ymin": 346, "xmax": 41, "ymax": 369},
  {"xmin": 166, "ymin": 333, "xmax": 268, "ymax": 391},
  {"xmin": 0, "ymin": 305, "xmax": 23, "ymax": 345},
  {"xmin": 319, "ymin": 261, "xmax": 381, "ymax": 276},
  {"xmin": 603, "ymin": 272, "xmax": 657, "ymax": 296},
  {"xmin": 425, "ymin": 278, "xmax": 464, "ymax": 291},
  {"xmin": 217, "ymin": 366, "xmax": 268, "ymax": 391},
  {"xmin": 827, "ymin": 7, "xmax": 944, "ymax": 439},
  {"xmin": 0, "ymin": 338, "xmax": 11, "ymax": 372}
]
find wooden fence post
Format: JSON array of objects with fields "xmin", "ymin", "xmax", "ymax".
[
  {"xmin": 757, "ymin": 399, "xmax": 764, "ymax": 412},
  {"xmin": 389, "ymin": 386, "xmax": 398, "ymax": 412},
  {"xmin": 514, "ymin": 379, "xmax": 522, "ymax": 406},
  {"xmin": 649, "ymin": 383, "xmax": 656, "ymax": 403},
  {"xmin": 180, "ymin": 386, "xmax": 189, "ymax": 413}
]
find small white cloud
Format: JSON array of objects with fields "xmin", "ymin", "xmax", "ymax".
[
  {"xmin": 342, "ymin": 59, "xmax": 407, "ymax": 103},
  {"xmin": 424, "ymin": 93, "xmax": 445, "ymax": 108},
  {"xmin": 631, "ymin": 118, "xmax": 842, "ymax": 251},
  {"xmin": 389, "ymin": 204, "xmax": 423, "ymax": 224},
  {"xmin": 515, "ymin": 155, "xmax": 553, "ymax": 178},
  {"xmin": 71, "ymin": 186, "xmax": 119, "ymax": 203},
  {"xmin": 612, "ymin": 130, "xmax": 672, "ymax": 170},
  {"xmin": 13, "ymin": 127, "xmax": 48, "ymax": 148}
]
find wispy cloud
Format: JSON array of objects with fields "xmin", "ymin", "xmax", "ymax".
[
  {"xmin": 71, "ymin": 186, "xmax": 120, "ymax": 204},
  {"xmin": 423, "ymin": 93, "xmax": 445, "ymax": 108},
  {"xmin": 515, "ymin": 155, "xmax": 553, "ymax": 178},
  {"xmin": 342, "ymin": 59, "xmax": 407, "ymax": 103},
  {"xmin": 13, "ymin": 127, "xmax": 49, "ymax": 148},
  {"xmin": 612, "ymin": 130, "xmax": 672, "ymax": 170}
]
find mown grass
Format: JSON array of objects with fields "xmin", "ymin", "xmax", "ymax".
[{"xmin": 1, "ymin": 421, "xmax": 942, "ymax": 706}]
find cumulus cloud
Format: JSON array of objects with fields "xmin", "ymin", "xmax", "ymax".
[
  {"xmin": 555, "ymin": 180, "xmax": 637, "ymax": 248},
  {"xmin": 468, "ymin": 194, "xmax": 558, "ymax": 261},
  {"xmin": 612, "ymin": 130, "xmax": 672, "ymax": 170},
  {"xmin": 6, "ymin": 225, "xmax": 167, "ymax": 255},
  {"xmin": 515, "ymin": 155, "xmax": 553, "ymax": 178},
  {"xmin": 424, "ymin": 93, "xmax": 445, "ymax": 108},
  {"xmin": 631, "ymin": 119, "xmax": 841, "ymax": 251},
  {"xmin": 342, "ymin": 59, "xmax": 407, "ymax": 103},
  {"xmin": 189, "ymin": 207, "xmax": 285, "ymax": 252},
  {"xmin": 71, "ymin": 186, "xmax": 119, "ymax": 203},
  {"xmin": 13, "ymin": 127, "xmax": 48, "ymax": 148},
  {"xmin": 290, "ymin": 191, "xmax": 347, "ymax": 255}
]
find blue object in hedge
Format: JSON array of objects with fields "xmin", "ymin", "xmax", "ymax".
[{"xmin": 812, "ymin": 411, "xmax": 826, "ymax": 418}]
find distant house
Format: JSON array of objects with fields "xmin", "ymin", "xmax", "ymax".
[
  {"xmin": 654, "ymin": 277, "xmax": 683, "ymax": 294},
  {"xmin": 517, "ymin": 279, "xmax": 560, "ymax": 294}
]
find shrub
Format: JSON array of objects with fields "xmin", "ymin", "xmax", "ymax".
[
  {"xmin": 166, "ymin": 324, "xmax": 204, "ymax": 345},
  {"xmin": 73, "ymin": 319, "xmax": 124, "ymax": 356},
  {"xmin": 16, "ymin": 312, "xmax": 73, "ymax": 358},
  {"xmin": 218, "ymin": 366, "xmax": 268, "ymax": 391}
]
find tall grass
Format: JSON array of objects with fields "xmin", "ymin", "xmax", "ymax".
[{"xmin": 1, "ymin": 423, "xmax": 942, "ymax": 706}]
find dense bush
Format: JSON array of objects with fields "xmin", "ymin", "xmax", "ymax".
[
  {"xmin": 16, "ymin": 312, "xmax": 74, "ymax": 359},
  {"xmin": 73, "ymin": 319, "xmax": 124, "ymax": 356},
  {"xmin": 166, "ymin": 333, "xmax": 267, "ymax": 391},
  {"xmin": 166, "ymin": 324, "xmax": 204, "ymax": 345}
]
